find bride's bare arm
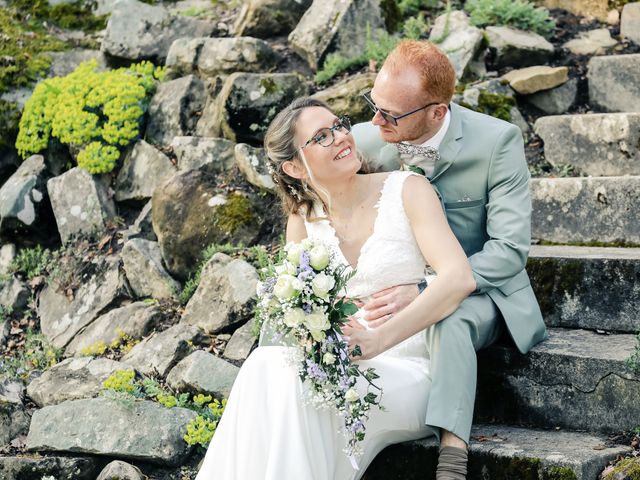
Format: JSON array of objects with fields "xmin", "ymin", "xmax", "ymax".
[
  {"xmin": 286, "ymin": 213, "xmax": 307, "ymax": 243},
  {"xmin": 344, "ymin": 175, "xmax": 476, "ymax": 358}
]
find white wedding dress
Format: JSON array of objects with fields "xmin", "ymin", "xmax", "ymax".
[{"xmin": 195, "ymin": 171, "xmax": 435, "ymax": 480}]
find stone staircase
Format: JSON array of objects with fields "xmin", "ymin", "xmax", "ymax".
[{"xmin": 363, "ymin": 65, "xmax": 640, "ymax": 479}]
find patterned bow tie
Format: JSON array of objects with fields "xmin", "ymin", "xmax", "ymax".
[{"xmin": 396, "ymin": 142, "xmax": 440, "ymax": 162}]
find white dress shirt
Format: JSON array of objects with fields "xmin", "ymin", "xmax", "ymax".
[{"xmin": 403, "ymin": 108, "xmax": 451, "ymax": 178}]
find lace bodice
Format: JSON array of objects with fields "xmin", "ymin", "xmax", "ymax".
[{"xmin": 303, "ymin": 170, "xmax": 433, "ymax": 360}]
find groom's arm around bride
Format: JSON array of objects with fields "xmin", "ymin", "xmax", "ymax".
[{"xmin": 352, "ymin": 39, "xmax": 548, "ymax": 478}]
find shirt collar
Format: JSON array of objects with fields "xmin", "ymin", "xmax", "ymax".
[{"xmin": 419, "ymin": 108, "xmax": 451, "ymax": 150}]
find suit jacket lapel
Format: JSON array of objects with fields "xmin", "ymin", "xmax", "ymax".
[{"xmin": 430, "ymin": 103, "xmax": 463, "ymax": 182}]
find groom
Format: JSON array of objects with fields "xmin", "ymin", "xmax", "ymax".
[{"xmin": 352, "ymin": 40, "xmax": 547, "ymax": 479}]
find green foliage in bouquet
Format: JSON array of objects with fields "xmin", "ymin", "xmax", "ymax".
[
  {"xmin": 464, "ymin": 0, "xmax": 556, "ymax": 38},
  {"xmin": 15, "ymin": 59, "xmax": 166, "ymax": 174}
]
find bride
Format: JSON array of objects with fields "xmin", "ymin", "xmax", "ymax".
[{"xmin": 194, "ymin": 97, "xmax": 476, "ymax": 480}]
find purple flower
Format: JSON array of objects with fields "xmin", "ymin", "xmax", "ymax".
[
  {"xmin": 339, "ymin": 376, "xmax": 350, "ymax": 392},
  {"xmin": 259, "ymin": 277, "xmax": 276, "ymax": 295},
  {"xmin": 302, "ymin": 303, "xmax": 312, "ymax": 314},
  {"xmin": 306, "ymin": 359, "xmax": 328, "ymax": 382}
]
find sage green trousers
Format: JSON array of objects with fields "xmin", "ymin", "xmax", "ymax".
[{"xmin": 423, "ymin": 293, "xmax": 503, "ymax": 445}]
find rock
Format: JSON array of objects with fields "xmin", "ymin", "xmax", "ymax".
[
  {"xmin": 531, "ymin": 176, "xmax": 640, "ymax": 244},
  {"xmin": 166, "ymin": 37, "xmax": 280, "ymax": 79},
  {"xmin": 101, "ymin": 0, "xmax": 216, "ymax": 63},
  {"xmin": 0, "ymin": 277, "xmax": 29, "ymax": 311},
  {"xmin": 465, "ymin": 78, "xmax": 516, "ymax": 100},
  {"xmin": 0, "ymin": 316, "xmax": 9, "ymax": 346},
  {"xmin": 0, "ymin": 378, "xmax": 29, "ymax": 446},
  {"xmin": 181, "ymin": 253, "xmax": 258, "ymax": 334},
  {"xmin": 114, "ymin": 140, "xmax": 177, "ymax": 202},
  {"xmin": 0, "ymin": 155, "xmax": 54, "ymax": 240},
  {"xmin": 607, "ymin": 8, "xmax": 620, "ymax": 25},
  {"xmin": 429, "ymin": 10, "xmax": 483, "ymax": 80},
  {"xmin": 171, "ymin": 136, "xmax": 236, "ymax": 175},
  {"xmin": 96, "ymin": 460, "xmax": 145, "ymax": 480},
  {"xmin": 26, "ymin": 357, "xmax": 134, "ymax": 407},
  {"xmin": 166, "ymin": 349, "xmax": 239, "ymax": 397},
  {"xmin": 48, "ymin": 49, "xmax": 107, "ymax": 78},
  {"xmin": 122, "ymin": 239, "xmax": 180, "ymax": 300},
  {"xmin": 121, "ymin": 200, "xmax": 156, "ymax": 242},
  {"xmin": 26, "ymin": 397, "xmax": 197, "ymax": 466},
  {"xmin": 534, "ymin": 112, "xmax": 640, "ymax": 176},
  {"xmin": 311, "ymin": 72, "xmax": 376, "ymax": 124},
  {"xmin": 0, "ymin": 244, "xmax": 16, "ymax": 275},
  {"xmin": 289, "ymin": 0, "xmax": 385, "ymax": 70},
  {"xmin": 206, "ymin": 72, "xmax": 307, "ymax": 143},
  {"xmin": 121, "ymin": 324, "xmax": 210, "ymax": 377},
  {"xmin": 525, "ymin": 78, "xmax": 578, "ymax": 114},
  {"xmin": 588, "ymin": 54, "xmax": 640, "ymax": 112},
  {"xmin": 0, "ymin": 455, "xmax": 97, "ymax": 480},
  {"xmin": 152, "ymin": 170, "xmax": 266, "ymax": 280},
  {"xmin": 485, "ymin": 26, "xmax": 554, "ymax": 69},
  {"xmin": 477, "ymin": 328, "xmax": 640, "ymax": 433},
  {"xmin": 47, "ymin": 167, "xmax": 117, "ymax": 244},
  {"xmin": 234, "ymin": 0, "xmax": 312, "ymax": 38},
  {"xmin": 224, "ymin": 319, "xmax": 257, "ymax": 361},
  {"xmin": 38, "ymin": 256, "xmax": 131, "ymax": 349},
  {"xmin": 365, "ymin": 424, "xmax": 630, "ymax": 480},
  {"xmin": 621, "ymin": 3, "xmax": 640, "ymax": 44},
  {"xmin": 64, "ymin": 301, "xmax": 163, "ymax": 357},
  {"xmin": 509, "ymin": 107, "xmax": 530, "ymax": 136},
  {"xmin": 234, "ymin": 143, "xmax": 275, "ymax": 191},
  {"xmin": 563, "ymin": 28, "xmax": 617, "ymax": 55},
  {"xmin": 145, "ymin": 75, "xmax": 206, "ymax": 147},
  {"xmin": 539, "ymin": 0, "xmax": 609, "ymax": 21},
  {"xmin": 528, "ymin": 245, "xmax": 640, "ymax": 333},
  {"xmin": 502, "ymin": 66, "xmax": 569, "ymax": 95}
]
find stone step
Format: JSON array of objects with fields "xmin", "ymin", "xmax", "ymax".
[
  {"xmin": 530, "ymin": 176, "xmax": 640, "ymax": 245},
  {"xmin": 476, "ymin": 328, "xmax": 640, "ymax": 433},
  {"xmin": 534, "ymin": 112, "xmax": 640, "ymax": 176},
  {"xmin": 363, "ymin": 424, "xmax": 630, "ymax": 480},
  {"xmin": 527, "ymin": 245, "xmax": 640, "ymax": 333}
]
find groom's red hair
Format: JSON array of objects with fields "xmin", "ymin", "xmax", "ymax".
[{"xmin": 383, "ymin": 40, "xmax": 456, "ymax": 104}]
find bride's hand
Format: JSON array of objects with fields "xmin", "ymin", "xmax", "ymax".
[{"xmin": 342, "ymin": 319, "xmax": 384, "ymax": 360}]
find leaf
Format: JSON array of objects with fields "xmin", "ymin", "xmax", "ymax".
[{"xmin": 340, "ymin": 301, "xmax": 359, "ymax": 316}]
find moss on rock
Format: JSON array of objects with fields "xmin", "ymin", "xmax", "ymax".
[
  {"xmin": 477, "ymin": 91, "xmax": 516, "ymax": 122},
  {"xmin": 602, "ymin": 457, "xmax": 640, "ymax": 480},
  {"xmin": 0, "ymin": 9, "xmax": 68, "ymax": 94},
  {"xmin": 8, "ymin": 0, "xmax": 107, "ymax": 32},
  {"xmin": 214, "ymin": 193, "xmax": 255, "ymax": 236},
  {"xmin": 544, "ymin": 466, "xmax": 578, "ymax": 480}
]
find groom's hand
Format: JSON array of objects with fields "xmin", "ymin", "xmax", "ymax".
[{"xmin": 360, "ymin": 284, "xmax": 420, "ymax": 328}]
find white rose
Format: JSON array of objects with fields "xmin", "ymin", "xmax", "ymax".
[
  {"xmin": 273, "ymin": 274, "xmax": 298, "ymax": 300},
  {"xmin": 286, "ymin": 243, "xmax": 305, "ymax": 266},
  {"xmin": 291, "ymin": 277, "xmax": 305, "ymax": 292},
  {"xmin": 301, "ymin": 238, "xmax": 313, "ymax": 249},
  {"xmin": 283, "ymin": 308, "xmax": 305, "ymax": 328},
  {"xmin": 309, "ymin": 245, "xmax": 330, "ymax": 271},
  {"xmin": 345, "ymin": 388, "xmax": 359, "ymax": 402},
  {"xmin": 311, "ymin": 273, "xmax": 335, "ymax": 299},
  {"xmin": 322, "ymin": 352, "xmax": 336, "ymax": 365},
  {"xmin": 274, "ymin": 264, "xmax": 287, "ymax": 274},
  {"xmin": 304, "ymin": 309, "xmax": 331, "ymax": 341}
]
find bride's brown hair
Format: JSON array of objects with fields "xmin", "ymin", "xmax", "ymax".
[{"xmin": 264, "ymin": 97, "xmax": 368, "ymax": 221}]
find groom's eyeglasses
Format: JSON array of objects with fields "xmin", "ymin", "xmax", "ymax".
[
  {"xmin": 301, "ymin": 116, "xmax": 352, "ymax": 149},
  {"xmin": 362, "ymin": 90, "xmax": 438, "ymax": 126}
]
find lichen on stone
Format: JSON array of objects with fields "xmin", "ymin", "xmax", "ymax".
[{"xmin": 602, "ymin": 457, "xmax": 640, "ymax": 480}]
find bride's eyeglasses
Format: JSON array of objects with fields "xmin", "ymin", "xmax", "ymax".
[{"xmin": 301, "ymin": 116, "xmax": 352, "ymax": 149}]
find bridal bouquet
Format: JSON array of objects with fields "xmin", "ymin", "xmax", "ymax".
[{"xmin": 255, "ymin": 239, "xmax": 384, "ymax": 460}]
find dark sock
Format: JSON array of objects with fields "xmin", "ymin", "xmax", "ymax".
[{"xmin": 435, "ymin": 445, "xmax": 468, "ymax": 480}]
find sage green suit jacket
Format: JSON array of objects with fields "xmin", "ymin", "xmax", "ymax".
[{"xmin": 352, "ymin": 102, "xmax": 547, "ymax": 354}]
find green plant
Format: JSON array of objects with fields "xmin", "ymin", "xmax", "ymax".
[
  {"xmin": 627, "ymin": 333, "xmax": 640, "ymax": 374},
  {"xmin": 8, "ymin": 0, "xmax": 108, "ymax": 31},
  {"xmin": 0, "ymin": 328, "xmax": 62, "ymax": 379},
  {"xmin": 80, "ymin": 328, "xmax": 140, "ymax": 357},
  {"xmin": 402, "ymin": 13, "xmax": 430, "ymax": 39},
  {"xmin": 316, "ymin": 20, "xmax": 428, "ymax": 84},
  {"xmin": 16, "ymin": 59, "xmax": 165, "ymax": 174},
  {"xmin": 399, "ymin": 0, "xmax": 439, "ymax": 16},
  {"xmin": 101, "ymin": 369, "xmax": 226, "ymax": 449},
  {"xmin": 9, "ymin": 245, "xmax": 52, "ymax": 280},
  {"xmin": 464, "ymin": 0, "xmax": 555, "ymax": 37}
]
